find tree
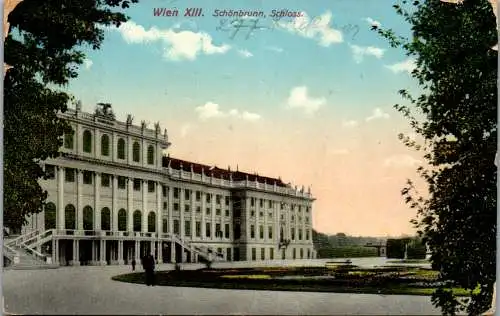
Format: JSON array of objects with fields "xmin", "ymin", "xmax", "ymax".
[
  {"xmin": 3, "ymin": 0, "xmax": 138, "ymax": 231},
  {"xmin": 374, "ymin": 0, "xmax": 497, "ymax": 314}
]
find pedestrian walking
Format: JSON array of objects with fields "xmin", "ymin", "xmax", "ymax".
[
  {"xmin": 144, "ymin": 253, "xmax": 155, "ymax": 286},
  {"xmin": 131, "ymin": 259, "xmax": 136, "ymax": 271}
]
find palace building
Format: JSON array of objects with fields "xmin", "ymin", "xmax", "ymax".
[{"xmin": 10, "ymin": 103, "xmax": 315, "ymax": 266}]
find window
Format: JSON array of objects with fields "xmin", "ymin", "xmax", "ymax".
[
  {"xmin": 45, "ymin": 165, "xmax": 55, "ymax": 179},
  {"xmin": 260, "ymin": 199, "xmax": 263, "ymax": 208},
  {"xmin": 118, "ymin": 176, "xmax": 126, "ymax": 189},
  {"xmin": 118, "ymin": 209, "xmax": 127, "ymax": 231},
  {"xmin": 101, "ymin": 134, "xmax": 110, "ymax": 156},
  {"xmin": 216, "ymin": 195, "xmax": 221, "ymax": 205},
  {"xmin": 101, "ymin": 207, "xmax": 111, "ymax": 231},
  {"xmin": 225, "ymin": 209, "xmax": 230, "ymax": 217},
  {"xmin": 163, "ymin": 219, "xmax": 168, "ymax": 233},
  {"xmin": 234, "ymin": 224, "xmax": 241, "ymax": 239},
  {"xmin": 196, "ymin": 191, "xmax": 201, "ymax": 201},
  {"xmin": 133, "ymin": 210, "xmax": 141, "ymax": 232},
  {"xmin": 299, "ymin": 229, "xmax": 303, "ymax": 241},
  {"xmin": 196, "ymin": 206, "xmax": 201, "ymax": 213},
  {"xmin": 300, "ymin": 248, "xmax": 303, "ymax": 259},
  {"xmin": 259, "ymin": 225, "xmax": 264, "ymax": 239},
  {"xmin": 173, "ymin": 220, "xmax": 180, "ymax": 234},
  {"xmin": 261, "ymin": 248, "xmax": 265, "ymax": 260},
  {"xmin": 206, "ymin": 208, "xmax": 211, "ymax": 215},
  {"xmin": 250, "ymin": 197, "xmax": 255, "ymax": 207},
  {"xmin": 148, "ymin": 212, "xmax": 156, "ymax": 232},
  {"xmin": 44, "ymin": 203, "xmax": 56, "ymax": 229},
  {"xmin": 225, "ymin": 224, "xmax": 230, "ymax": 238},
  {"xmin": 163, "ymin": 202, "xmax": 167, "ymax": 210},
  {"xmin": 162, "ymin": 186, "xmax": 167, "ymax": 197},
  {"xmin": 250, "ymin": 225, "xmax": 255, "ymax": 239},
  {"xmin": 184, "ymin": 189, "xmax": 190, "ymax": 200},
  {"xmin": 251, "ymin": 210, "xmax": 255, "ymax": 217},
  {"xmin": 148, "ymin": 181, "xmax": 155, "ymax": 193},
  {"xmin": 173, "ymin": 203, "xmax": 179, "ymax": 211},
  {"xmin": 184, "ymin": 204, "xmax": 190, "ymax": 212},
  {"xmin": 132, "ymin": 141, "xmax": 140, "ymax": 162},
  {"xmin": 147, "ymin": 145, "xmax": 154, "ymax": 165},
  {"xmin": 216, "ymin": 223, "xmax": 221, "ymax": 237},
  {"xmin": 64, "ymin": 204, "xmax": 76, "ymax": 230},
  {"xmin": 173, "ymin": 187, "xmax": 179, "ymax": 199},
  {"xmin": 306, "ymin": 207, "xmax": 310, "ymax": 213},
  {"xmin": 65, "ymin": 168, "xmax": 75, "ymax": 182},
  {"xmin": 134, "ymin": 179, "xmax": 141, "ymax": 191},
  {"xmin": 117, "ymin": 138, "xmax": 126, "ymax": 159},
  {"xmin": 185, "ymin": 220, "xmax": 191, "ymax": 236},
  {"xmin": 268, "ymin": 200, "xmax": 272, "ymax": 208},
  {"xmin": 206, "ymin": 194, "xmax": 211, "ymax": 203},
  {"xmin": 268, "ymin": 212, "xmax": 273, "ymax": 219},
  {"xmin": 64, "ymin": 129, "xmax": 74, "ymax": 149},
  {"xmin": 227, "ymin": 248, "xmax": 232, "ymax": 261},
  {"xmin": 196, "ymin": 222, "xmax": 201, "ymax": 237},
  {"xmin": 205, "ymin": 223, "xmax": 211, "ymax": 237},
  {"xmin": 101, "ymin": 174, "xmax": 110, "ymax": 187},
  {"xmin": 270, "ymin": 248, "xmax": 274, "ymax": 260},
  {"xmin": 251, "ymin": 248, "xmax": 256, "ymax": 261},
  {"xmin": 225, "ymin": 196, "xmax": 230, "ymax": 206},
  {"xmin": 83, "ymin": 130, "xmax": 92, "ymax": 153},
  {"xmin": 291, "ymin": 229, "xmax": 295, "ymax": 240},
  {"xmin": 293, "ymin": 248, "xmax": 296, "ymax": 259},
  {"xmin": 259, "ymin": 211, "xmax": 263, "ymax": 217},
  {"xmin": 306, "ymin": 230, "xmax": 310, "ymax": 240},
  {"xmin": 216, "ymin": 209, "xmax": 221, "ymax": 216},
  {"xmin": 83, "ymin": 171, "xmax": 93, "ymax": 185},
  {"xmin": 268, "ymin": 226, "xmax": 273, "ymax": 239}
]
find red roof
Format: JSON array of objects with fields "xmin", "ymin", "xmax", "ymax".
[{"xmin": 162, "ymin": 156, "xmax": 288, "ymax": 187}]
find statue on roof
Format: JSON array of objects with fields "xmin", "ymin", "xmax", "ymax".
[
  {"xmin": 164, "ymin": 128, "xmax": 169, "ymax": 142},
  {"xmin": 95, "ymin": 102, "xmax": 115, "ymax": 120},
  {"xmin": 155, "ymin": 122, "xmax": 161, "ymax": 135},
  {"xmin": 126, "ymin": 114, "xmax": 133, "ymax": 125},
  {"xmin": 141, "ymin": 120, "xmax": 147, "ymax": 130}
]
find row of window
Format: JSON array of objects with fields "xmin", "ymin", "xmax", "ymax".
[
  {"xmin": 250, "ymin": 225, "xmax": 310, "ymax": 241},
  {"xmin": 249, "ymin": 247, "xmax": 312, "ymax": 260},
  {"xmin": 64, "ymin": 129, "xmax": 156, "ymax": 164},
  {"xmin": 172, "ymin": 220, "xmax": 231, "ymax": 239},
  {"xmin": 44, "ymin": 203, "xmax": 157, "ymax": 232}
]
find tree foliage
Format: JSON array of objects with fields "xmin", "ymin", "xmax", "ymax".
[
  {"xmin": 4, "ymin": 0, "xmax": 138, "ymax": 230},
  {"xmin": 375, "ymin": 0, "xmax": 497, "ymax": 314}
]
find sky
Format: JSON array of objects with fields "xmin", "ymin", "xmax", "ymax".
[{"xmin": 65, "ymin": 0, "xmax": 426, "ymax": 237}]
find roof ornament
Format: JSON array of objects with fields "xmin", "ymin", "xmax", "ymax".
[
  {"xmin": 126, "ymin": 114, "xmax": 133, "ymax": 126},
  {"xmin": 155, "ymin": 122, "xmax": 161, "ymax": 135},
  {"xmin": 95, "ymin": 102, "xmax": 115, "ymax": 120},
  {"xmin": 141, "ymin": 120, "xmax": 147, "ymax": 130},
  {"xmin": 164, "ymin": 128, "xmax": 168, "ymax": 142}
]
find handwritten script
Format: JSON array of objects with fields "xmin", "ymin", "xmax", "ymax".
[{"xmin": 215, "ymin": 16, "xmax": 360, "ymax": 41}]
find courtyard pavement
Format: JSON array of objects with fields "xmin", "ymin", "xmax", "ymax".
[{"xmin": 3, "ymin": 263, "xmax": 441, "ymax": 315}]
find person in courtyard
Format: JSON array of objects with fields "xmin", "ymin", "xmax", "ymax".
[
  {"xmin": 131, "ymin": 259, "xmax": 136, "ymax": 271},
  {"xmin": 144, "ymin": 253, "xmax": 155, "ymax": 286}
]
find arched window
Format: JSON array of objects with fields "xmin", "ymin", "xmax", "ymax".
[
  {"xmin": 101, "ymin": 134, "xmax": 110, "ymax": 156},
  {"xmin": 117, "ymin": 138, "xmax": 126, "ymax": 160},
  {"xmin": 83, "ymin": 206, "xmax": 93, "ymax": 230},
  {"xmin": 148, "ymin": 212, "xmax": 156, "ymax": 232},
  {"xmin": 64, "ymin": 128, "xmax": 74, "ymax": 149},
  {"xmin": 65, "ymin": 204, "xmax": 76, "ymax": 230},
  {"xmin": 118, "ymin": 209, "xmax": 127, "ymax": 231},
  {"xmin": 133, "ymin": 210, "xmax": 142, "ymax": 232},
  {"xmin": 101, "ymin": 207, "xmax": 111, "ymax": 231},
  {"xmin": 147, "ymin": 145, "xmax": 155, "ymax": 165},
  {"xmin": 83, "ymin": 130, "xmax": 92, "ymax": 153},
  {"xmin": 44, "ymin": 202, "xmax": 56, "ymax": 229},
  {"xmin": 132, "ymin": 142, "xmax": 140, "ymax": 162}
]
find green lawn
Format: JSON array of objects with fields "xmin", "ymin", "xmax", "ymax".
[{"xmin": 111, "ymin": 266, "xmax": 474, "ymax": 297}]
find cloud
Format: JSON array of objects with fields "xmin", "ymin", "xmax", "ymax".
[
  {"xmin": 349, "ymin": 44, "xmax": 385, "ymax": 63},
  {"xmin": 112, "ymin": 21, "xmax": 230, "ymax": 61},
  {"xmin": 238, "ymin": 49, "xmax": 253, "ymax": 58},
  {"xmin": 83, "ymin": 58, "xmax": 93, "ymax": 70},
  {"xmin": 364, "ymin": 17, "xmax": 381, "ymax": 28},
  {"xmin": 266, "ymin": 46, "xmax": 284, "ymax": 53},
  {"xmin": 287, "ymin": 86, "xmax": 326, "ymax": 115},
  {"xmin": 385, "ymin": 58, "xmax": 416, "ymax": 74},
  {"xmin": 366, "ymin": 108, "xmax": 390, "ymax": 121},
  {"xmin": 342, "ymin": 120, "xmax": 359, "ymax": 128},
  {"xmin": 278, "ymin": 11, "xmax": 343, "ymax": 46},
  {"xmin": 384, "ymin": 155, "xmax": 422, "ymax": 168},
  {"xmin": 195, "ymin": 102, "xmax": 261, "ymax": 121}
]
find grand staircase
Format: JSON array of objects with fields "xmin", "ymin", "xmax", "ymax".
[{"xmin": 4, "ymin": 230, "xmax": 57, "ymax": 270}]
